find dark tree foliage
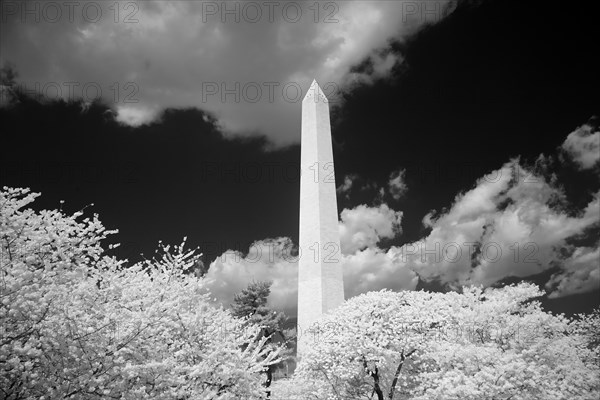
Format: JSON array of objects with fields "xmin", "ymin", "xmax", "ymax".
[
  {"xmin": 231, "ymin": 281, "xmax": 295, "ymax": 397},
  {"xmin": 193, "ymin": 259, "xmax": 209, "ymax": 278}
]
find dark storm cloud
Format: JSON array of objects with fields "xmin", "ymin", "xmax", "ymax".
[{"xmin": 0, "ymin": 0, "xmax": 457, "ymax": 144}]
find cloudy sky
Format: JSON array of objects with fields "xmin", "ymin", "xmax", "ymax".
[{"xmin": 1, "ymin": 0, "xmax": 599, "ymax": 317}]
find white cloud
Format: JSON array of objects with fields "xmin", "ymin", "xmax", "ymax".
[
  {"xmin": 115, "ymin": 104, "xmax": 158, "ymax": 126},
  {"xmin": 336, "ymin": 174, "xmax": 357, "ymax": 199},
  {"xmin": 546, "ymin": 246, "xmax": 600, "ymax": 298},
  {"xmin": 395, "ymin": 161, "xmax": 600, "ymax": 295},
  {"xmin": 561, "ymin": 123, "xmax": 600, "ymax": 169},
  {"xmin": 339, "ymin": 203, "xmax": 403, "ymax": 255},
  {"xmin": 336, "ymin": 173, "xmax": 380, "ymax": 200},
  {"xmin": 342, "ymin": 247, "xmax": 418, "ymax": 298},
  {"xmin": 388, "ymin": 168, "xmax": 408, "ymax": 200},
  {"xmin": 1, "ymin": 0, "xmax": 457, "ymax": 144},
  {"xmin": 204, "ymin": 237, "xmax": 298, "ymax": 314},
  {"xmin": 206, "ymin": 157, "xmax": 599, "ymax": 307},
  {"xmin": 205, "ymin": 202, "xmax": 407, "ymax": 313}
]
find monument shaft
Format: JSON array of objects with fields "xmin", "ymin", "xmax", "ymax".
[{"xmin": 297, "ymin": 81, "xmax": 345, "ymax": 358}]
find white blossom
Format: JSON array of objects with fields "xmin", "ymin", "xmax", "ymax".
[{"xmin": 1, "ymin": 187, "xmax": 282, "ymax": 399}]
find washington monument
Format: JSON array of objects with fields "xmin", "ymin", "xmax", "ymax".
[{"xmin": 297, "ymin": 80, "xmax": 345, "ymax": 358}]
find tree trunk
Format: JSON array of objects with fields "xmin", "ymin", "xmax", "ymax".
[
  {"xmin": 363, "ymin": 355, "xmax": 384, "ymax": 400},
  {"xmin": 373, "ymin": 375, "xmax": 384, "ymax": 400},
  {"xmin": 388, "ymin": 349, "xmax": 415, "ymax": 400},
  {"xmin": 264, "ymin": 365, "xmax": 273, "ymax": 398}
]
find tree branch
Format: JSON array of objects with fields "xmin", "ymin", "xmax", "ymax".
[
  {"xmin": 388, "ymin": 349, "xmax": 416, "ymax": 400},
  {"xmin": 362, "ymin": 355, "xmax": 384, "ymax": 400}
]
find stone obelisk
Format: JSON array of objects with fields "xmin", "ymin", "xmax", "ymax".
[{"xmin": 297, "ymin": 80, "xmax": 345, "ymax": 358}]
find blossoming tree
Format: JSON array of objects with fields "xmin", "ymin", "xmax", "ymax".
[
  {"xmin": 1, "ymin": 187, "xmax": 282, "ymax": 399},
  {"xmin": 276, "ymin": 284, "xmax": 599, "ymax": 399}
]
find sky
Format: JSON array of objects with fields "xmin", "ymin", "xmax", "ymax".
[{"xmin": 1, "ymin": 0, "xmax": 599, "ymax": 317}]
